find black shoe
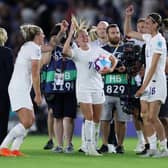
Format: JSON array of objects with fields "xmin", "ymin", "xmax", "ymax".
[
  {"xmin": 98, "ymin": 144, "xmax": 108, "ymax": 154},
  {"xmin": 43, "ymin": 139, "xmax": 54, "ymax": 150},
  {"xmin": 78, "ymin": 148, "xmax": 85, "ymax": 153},
  {"xmin": 116, "ymin": 146, "xmax": 124, "ymax": 154},
  {"xmin": 136, "ymin": 143, "xmax": 150, "ymax": 155}
]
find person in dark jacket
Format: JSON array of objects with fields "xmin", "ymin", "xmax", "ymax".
[{"xmin": 0, "ymin": 28, "xmax": 14, "ymax": 144}]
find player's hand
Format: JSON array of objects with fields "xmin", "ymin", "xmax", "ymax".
[
  {"xmin": 60, "ymin": 20, "xmax": 69, "ymax": 32},
  {"xmin": 99, "ymin": 67, "xmax": 111, "ymax": 74},
  {"xmin": 135, "ymin": 87, "xmax": 144, "ymax": 98},
  {"xmin": 34, "ymin": 95, "xmax": 42, "ymax": 106},
  {"xmin": 125, "ymin": 5, "xmax": 134, "ymax": 16}
]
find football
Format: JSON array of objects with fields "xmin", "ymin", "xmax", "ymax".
[{"xmin": 94, "ymin": 55, "xmax": 112, "ymax": 72}]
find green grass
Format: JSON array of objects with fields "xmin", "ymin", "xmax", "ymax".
[{"xmin": 0, "ymin": 135, "xmax": 168, "ymax": 168}]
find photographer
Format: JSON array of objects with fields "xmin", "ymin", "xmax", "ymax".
[
  {"xmin": 121, "ymin": 39, "xmax": 147, "ymax": 154},
  {"xmin": 99, "ymin": 24, "xmax": 132, "ymax": 154}
]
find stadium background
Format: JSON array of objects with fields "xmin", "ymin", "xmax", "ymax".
[
  {"xmin": 1, "ymin": 1, "xmax": 168, "ymax": 167},
  {"xmin": 1, "ymin": 0, "xmax": 168, "ymax": 135}
]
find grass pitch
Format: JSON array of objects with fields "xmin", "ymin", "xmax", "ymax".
[{"xmin": 0, "ymin": 135, "xmax": 167, "ymax": 168}]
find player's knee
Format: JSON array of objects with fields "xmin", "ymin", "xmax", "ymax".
[
  {"xmin": 21, "ymin": 117, "xmax": 34, "ymax": 129},
  {"xmin": 147, "ymin": 114, "xmax": 157, "ymax": 124},
  {"xmin": 93, "ymin": 114, "xmax": 101, "ymax": 123},
  {"xmin": 140, "ymin": 111, "xmax": 148, "ymax": 122}
]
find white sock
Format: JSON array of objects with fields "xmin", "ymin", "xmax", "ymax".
[
  {"xmin": 91, "ymin": 122, "xmax": 100, "ymax": 148},
  {"xmin": 159, "ymin": 139, "xmax": 168, "ymax": 151},
  {"xmin": 147, "ymin": 133, "xmax": 157, "ymax": 150},
  {"xmin": 11, "ymin": 129, "xmax": 28, "ymax": 150},
  {"xmin": 0, "ymin": 123, "xmax": 26, "ymax": 148},
  {"xmin": 136, "ymin": 130, "xmax": 145, "ymax": 144},
  {"xmin": 81, "ymin": 122, "xmax": 86, "ymax": 148},
  {"xmin": 85, "ymin": 120, "xmax": 92, "ymax": 149}
]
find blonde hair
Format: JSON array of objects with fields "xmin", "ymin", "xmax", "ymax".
[
  {"xmin": 88, "ymin": 26, "xmax": 98, "ymax": 41},
  {"xmin": 0, "ymin": 28, "xmax": 8, "ymax": 46},
  {"xmin": 20, "ymin": 24, "xmax": 43, "ymax": 41},
  {"xmin": 71, "ymin": 15, "xmax": 89, "ymax": 38}
]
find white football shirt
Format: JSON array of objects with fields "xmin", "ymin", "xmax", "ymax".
[
  {"xmin": 71, "ymin": 44, "xmax": 112, "ymax": 92},
  {"xmin": 9, "ymin": 41, "xmax": 41, "ymax": 92},
  {"xmin": 142, "ymin": 33, "xmax": 167, "ymax": 87}
]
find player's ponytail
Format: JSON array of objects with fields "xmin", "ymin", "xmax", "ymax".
[
  {"xmin": 71, "ymin": 15, "xmax": 89, "ymax": 38},
  {"xmin": 20, "ymin": 24, "xmax": 43, "ymax": 42}
]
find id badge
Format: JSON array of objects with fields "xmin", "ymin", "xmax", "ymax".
[{"xmin": 55, "ymin": 73, "xmax": 64, "ymax": 85}]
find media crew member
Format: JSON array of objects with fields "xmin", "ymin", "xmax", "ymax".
[
  {"xmin": 41, "ymin": 20, "xmax": 77, "ymax": 153},
  {"xmin": 99, "ymin": 24, "xmax": 136, "ymax": 154}
]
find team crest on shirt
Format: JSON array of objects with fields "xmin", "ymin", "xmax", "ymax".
[{"xmin": 157, "ymin": 41, "xmax": 162, "ymax": 48}]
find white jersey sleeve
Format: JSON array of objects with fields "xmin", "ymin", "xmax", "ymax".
[
  {"xmin": 142, "ymin": 34, "xmax": 152, "ymax": 43},
  {"xmin": 71, "ymin": 47, "xmax": 79, "ymax": 60},
  {"xmin": 30, "ymin": 46, "xmax": 42, "ymax": 60},
  {"xmin": 153, "ymin": 37, "xmax": 165, "ymax": 54}
]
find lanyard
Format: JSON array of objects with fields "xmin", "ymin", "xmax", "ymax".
[{"xmin": 112, "ymin": 44, "xmax": 119, "ymax": 56}]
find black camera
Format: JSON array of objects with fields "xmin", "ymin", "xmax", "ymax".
[
  {"xmin": 120, "ymin": 41, "xmax": 143, "ymax": 114},
  {"xmin": 122, "ymin": 40, "xmax": 143, "ymax": 76}
]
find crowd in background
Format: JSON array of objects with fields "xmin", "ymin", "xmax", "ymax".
[
  {"xmin": 1, "ymin": 0, "xmax": 168, "ymax": 59},
  {"xmin": 1, "ymin": 0, "xmax": 168, "ymax": 157}
]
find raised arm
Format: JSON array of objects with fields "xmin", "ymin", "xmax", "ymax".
[
  {"xmin": 49, "ymin": 20, "xmax": 69, "ymax": 48},
  {"xmin": 62, "ymin": 23, "xmax": 75, "ymax": 57},
  {"xmin": 124, "ymin": 5, "xmax": 143, "ymax": 40},
  {"xmin": 40, "ymin": 45, "xmax": 53, "ymax": 67},
  {"xmin": 40, "ymin": 20, "xmax": 69, "ymax": 66}
]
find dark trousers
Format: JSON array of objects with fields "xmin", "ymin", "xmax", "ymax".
[{"xmin": 0, "ymin": 92, "xmax": 10, "ymax": 144}]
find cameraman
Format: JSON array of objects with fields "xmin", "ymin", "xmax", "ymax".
[{"xmin": 99, "ymin": 24, "xmax": 132, "ymax": 154}]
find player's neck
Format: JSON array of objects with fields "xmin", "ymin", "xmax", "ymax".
[
  {"xmin": 151, "ymin": 31, "xmax": 158, "ymax": 37},
  {"xmin": 80, "ymin": 43, "xmax": 89, "ymax": 50},
  {"xmin": 99, "ymin": 38, "xmax": 108, "ymax": 44}
]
